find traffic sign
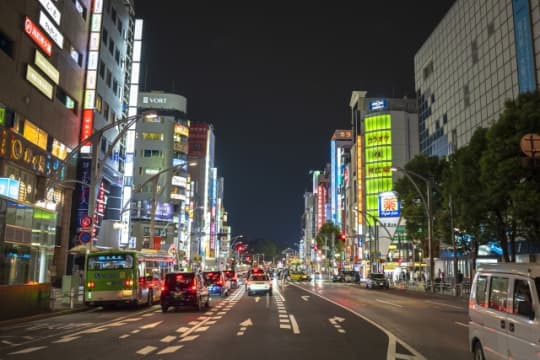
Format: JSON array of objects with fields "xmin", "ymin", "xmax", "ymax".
[
  {"xmin": 79, "ymin": 231, "xmax": 91, "ymax": 243},
  {"xmin": 80, "ymin": 215, "xmax": 92, "ymax": 228}
]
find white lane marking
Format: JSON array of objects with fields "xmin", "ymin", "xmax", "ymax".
[
  {"xmin": 217, "ymin": 311, "xmax": 227, "ymax": 315},
  {"xmin": 289, "ymin": 314, "xmax": 300, "ymax": 334},
  {"xmin": 206, "ymin": 320, "xmax": 217, "ymax": 325},
  {"xmin": 160, "ymin": 335, "xmax": 176, "ymax": 343},
  {"xmin": 195, "ymin": 326, "xmax": 209, "ymax": 332},
  {"xmin": 176, "ymin": 326, "xmax": 190, "ymax": 333},
  {"xmin": 9, "ymin": 346, "xmax": 47, "ymax": 354},
  {"xmin": 289, "ymin": 283, "xmax": 427, "ymax": 360},
  {"xmin": 279, "ymin": 314, "xmax": 288, "ymax": 318},
  {"xmin": 157, "ymin": 345, "xmax": 183, "ymax": 354},
  {"xmin": 279, "ymin": 324, "xmax": 291, "ymax": 329},
  {"xmin": 131, "ymin": 329, "xmax": 140, "ymax": 334},
  {"xmin": 180, "ymin": 335, "xmax": 199, "ymax": 342},
  {"xmin": 338, "ymin": 328, "xmax": 346, "ymax": 333},
  {"xmin": 79, "ymin": 327, "xmax": 108, "ymax": 334},
  {"xmin": 108, "ymin": 322, "xmax": 127, "ymax": 327},
  {"xmin": 2, "ymin": 340, "xmax": 16, "ymax": 345},
  {"xmin": 278, "ymin": 310, "xmax": 287, "ymax": 313},
  {"xmin": 237, "ymin": 331, "xmax": 244, "ymax": 336},
  {"xmin": 136, "ymin": 346, "xmax": 157, "ymax": 355},
  {"xmin": 188, "ymin": 321, "xmax": 199, "ymax": 325},
  {"xmin": 197, "ymin": 316, "xmax": 209, "ymax": 320},
  {"xmin": 52, "ymin": 336, "xmax": 80, "ymax": 343},
  {"xmin": 140, "ymin": 321, "xmax": 162, "ymax": 329},
  {"xmin": 142, "ymin": 313, "xmax": 154, "ymax": 317},
  {"xmin": 376, "ymin": 299, "xmax": 403, "ymax": 308},
  {"xmin": 279, "ymin": 318, "xmax": 289, "ymax": 323},
  {"xmin": 455, "ymin": 321, "xmax": 469, "ymax": 328},
  {"xmin": 119, "ymin": 334, "xmax": 129, "ymax": 339},
  {"xmin": 426, "ymin": 300, "xmax": 465, "ymax": 310},
  {"xmin": 212, "ymin": 316, "xmax": 222, "ymax": 320}
]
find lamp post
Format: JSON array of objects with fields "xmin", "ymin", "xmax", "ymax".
[
  {"xmin": 47, "ymin": 111, "xmax": 157, "ymax": 249},
  {"xmin": 391, "ymin": 166, "xmax": 434, "ymax": 292},
  {"xmin": 353, "ymin": 207, "xmax": 394, "ymax": 273}
]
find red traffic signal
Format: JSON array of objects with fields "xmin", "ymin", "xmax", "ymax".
[{"xmin": 337, "ymin": 233, "xmax": 346, "ymax": 242}]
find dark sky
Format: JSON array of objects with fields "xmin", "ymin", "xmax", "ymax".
[{"xmin": 133, "ymin": 1, "xmax": 455, "ymax": 249}]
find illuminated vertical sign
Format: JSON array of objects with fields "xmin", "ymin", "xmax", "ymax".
[
  {"xmin": 39, "ymin": 11, "xmax": 63, "ymax": 48},
  {"xmin": 317, "ymin": 184, "xmax": 324, "ymax": 230},
  {"xmin": 38, "ymin": 0, "xmax": 61, "ymax": 25},
  {"xmin": 356, "ymin": 135, "xmax": 364, "ymax": 226},
  {"xmin": 364, "ymin": 114, "xmax": 393, "ymax": 224},
  {"xmin": 330, "ymin": 140, "xmax": 337, "ymax": 224}
]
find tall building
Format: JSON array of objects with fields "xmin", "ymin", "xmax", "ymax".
[
  {"xmin": 132, "ymin": 91, "xmax": 189, "ymax": 264},
  {"xmin": 188, "ymin": 122, "xmax": 216, "ymax": 270},
  {"xmin": 0, "ymin": 0, "xmax": 91, "ymax": 286},
  {"xmin": 414, "ymin": 0, "xmax": 540, "ymax": 156},
  {"xmin": 349, "ymin": 92, "xmax": 419, "ymax": 275},
  {"xmin": 70, "ymin": 0, "xmax": 137, "ymax": 266}
]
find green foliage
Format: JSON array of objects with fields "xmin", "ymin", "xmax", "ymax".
[
  {"xmin": 315, "ymin": 222, "xmax": 344, "ymax": 255},
  {"xmin": 409, "ymin": 91, "xmax": 540, "ymax": 263}
]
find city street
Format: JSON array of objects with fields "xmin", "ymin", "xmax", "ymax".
[{"xmin": 0, "ymin": 278, "xmax": 469, "ymax": 360}]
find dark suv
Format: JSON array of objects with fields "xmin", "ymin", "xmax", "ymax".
[{"xmin": 160, "ymin": 272, "xmax": 210, "ymax": 312}]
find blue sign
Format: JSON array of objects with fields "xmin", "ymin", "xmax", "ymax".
[
  {"xmin": 0, "ymin": 178, "xmax": 20, "ymax": 200},
  {"xmin": 513, "ymin": 0, "xmax": 536, "ymax": 93},
  {"xmin": 369, "ymin": 99, "xmax": 387, "ymax": 111},
  {"xmin": 79, "ymin": 231, "xmax": 91, "ymax": 243}
]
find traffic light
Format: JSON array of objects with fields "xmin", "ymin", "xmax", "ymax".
[{"xmin": 337, "ymin": 233, "xmax": 346, "ymax": 242}]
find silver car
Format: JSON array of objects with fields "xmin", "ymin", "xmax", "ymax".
[
  {"xmin": 246, "ymin": 273, "xmax": 272, "ymax": 296},
  {"xmin": 364, "ymin": 273, "xmax": 389, "ymax": 289}
]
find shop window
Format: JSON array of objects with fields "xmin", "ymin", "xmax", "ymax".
[{"xmin": 0, "ymin": 30, "xmax": 14, "ymax": 58}]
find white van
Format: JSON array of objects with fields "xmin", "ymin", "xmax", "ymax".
[{"xmin": 469, "ymin": 263, "xmax": 539, "ymax": 360}]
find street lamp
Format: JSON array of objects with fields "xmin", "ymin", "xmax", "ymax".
[
  {"xmin": 47, "ymin": 111, "xmax": 158, "ymax": 248},
  {"xmin": 391, "ymin": 166, "xmax": 434, "ymax": 292}
]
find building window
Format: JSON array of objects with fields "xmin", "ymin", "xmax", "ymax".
[
  {"xmin": 471, "ymin": 40, "xmax": 479, "ymax": 65},
  {"xmin": 423, "ymin": 61, "xmax": 433, "ymax": 80},
  {"xmin": 103, "ymin": 101, "xmax": 109, "ymax": 120},
  {"xmin": 108, "ymin": 39, "xmax": 114, "ymax": 55},
  {"xmin": 95, "ymin": 95, "xmax": 102, "ymax": 113},
  {"xmin": 113, "ymin": 79, "xmax": 118, "ymax": 95},
  {"xmin": 111, "ymin": 7, "xmax": 117, "ymax": 23},
  {"xmin": 72, "ymin": 0, "xmax": 87, "ymax": 19},
  {"xmin": 106, "ymin": 69, "xmax": 112, "ymax": 87},
  {"xmin": 487, "ymin": 21, "xmax": 495, "ymax": 37},
  {"xmin": 0, "ymin": 30, "xmax": 14, "ymax": 58},
  {"xmin": 115, "ymin": 49, "xmax": 120, "ymax": 65},
  {"xmin": 117, "ymin": 20, "xmax": 123, "ymax": 34},
  {"xmin": 56, "ymin": 87, "xmax": 78, "ymax": 114},
  {"xmin": 99, "ymin": 60, "xmax": 105, "ymax": 78},
  {"xmin": 463, "ymin": 85, "xmax": 470, "ymax": 108},
  {"xmin": 102, "ymin": 28, "xmax": 108, "ymax": 46}
]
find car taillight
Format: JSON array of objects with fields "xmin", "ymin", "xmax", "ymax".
[
  {"xmin": 124, "ymin": 279, "xmax": 133, "ymax": 287},
  {"xmin": 87, "ymin": 281, "xmax": 95, "ymax": 288},
  {"xmin": 217, "ymin": 280, "xmax": 223, "ymax": 285}
]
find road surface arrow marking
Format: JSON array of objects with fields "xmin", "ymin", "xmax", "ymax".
[
  {"xmin": 240, "ymin": 318, "xmax": 253, "ymax": 327},
  {"xmin": 237, "ymin": 318, "xmax": 253, "ymax": 336},
  {"xmin": 301, "ymin": 295, "xmax": 310, "ymax": 301},
  {"xmin": 329, "ymin": 316, "xmax": 346, "ymax": 333}
]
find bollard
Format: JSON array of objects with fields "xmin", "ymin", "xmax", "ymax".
[{"xmin": 70, "ymin": 287, "xmax": 75, "ymax": 309}]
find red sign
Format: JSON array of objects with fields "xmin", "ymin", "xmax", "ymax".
[
  {"xmin": 24, "ymin": 17, "xmax": 52, "ymax": 57},
  {"xmin": 153, "ymin": 236, "xmax": 161, "ymax": 250},
  {"xmin": 81, "ymin": 109, "xmax": 94, "ymax": 142},
  {"xmin": 80, "ymin": 215, "xmax": 92, "ymax": 227}
]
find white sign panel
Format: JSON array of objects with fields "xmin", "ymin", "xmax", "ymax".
[
  {"xmin": 39, "ymin": 11, "xmax": 63, "ymax": 48},
  {"xmin": 26, "ymin": 65, "xmax": 53, "ymax": 99},
  {"xmin": 34, "ymin": 50, "xmax": 59, "ymax": 84},
  {"xmin": 38, "ymin": 0, "xmax": 61, "ymax": 25}
]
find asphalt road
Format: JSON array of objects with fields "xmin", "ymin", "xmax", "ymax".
[{"xmin": 0, "ymin": 279, "xmax": 469, "ymax": 360}]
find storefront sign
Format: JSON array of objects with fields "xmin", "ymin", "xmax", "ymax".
[
  {"xmin": 0, "ymin": 129, "xmax": 49, "ymax": 175},
  {"xmin": 26, "ymin": 65, "xmax": 54, "ymax": 100},
  {"xmin": 24, "ymin": 17, "xmax": 52, "ymax": 56},
  {"xmin": 38, "ymin": 0, "xmax": 61, "ymax": 25},
  {"xmin": 39, "ymin": 11, "xmax": 64, "ymax": 49},
  {"xmin": 0, "ymin": 178, "xmax": 20, "ymax": 200},
  {"xmin": 34, "ymin": 50, "xmax": 59, "ymax": 84},
  {"xmin": 378, "ymin": 191, "xmax": 400, "ymax": 218}
]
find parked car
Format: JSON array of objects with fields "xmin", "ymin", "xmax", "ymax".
[
  {"xmin": 469, "ymin": 263, "xmax": 540, "ymax": 360},
  {"xmin": 160, "ymin": 272, "xmax": 210, "ymax": 312},
  {"xmin": 203, "ymin": 271, "xmax": 229, "ymax": 297},
  {"xmin": 223, "ymin": 270, "xmax": 238, "ymax": 289},
  {"xmin": 364, "ymin": 273, "xmax": 389, "ymax": 289},
  {"xmin": 246, "ymin": 272, "xmax": 272, "ymax": 296},
  {"xmin": 289, "ymin": 271, "xmax": 311, "ymax": 281},
  {"xmin": 332, "ymin": 270, "xmax": 360, "ymax": 283}
]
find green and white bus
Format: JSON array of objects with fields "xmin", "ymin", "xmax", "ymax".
[{"xmin": 84, "ymin": 249, "xmax": 175, "ymax": 307}]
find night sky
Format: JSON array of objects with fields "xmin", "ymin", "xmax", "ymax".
[{"xmin": 133, "ymin": 1, "xmax": 455, "ymax": 249}]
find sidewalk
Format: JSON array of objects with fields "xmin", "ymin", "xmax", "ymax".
[{"xmin": 0, "ymin": 287, "xmax": 89, "ymax": 327}]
